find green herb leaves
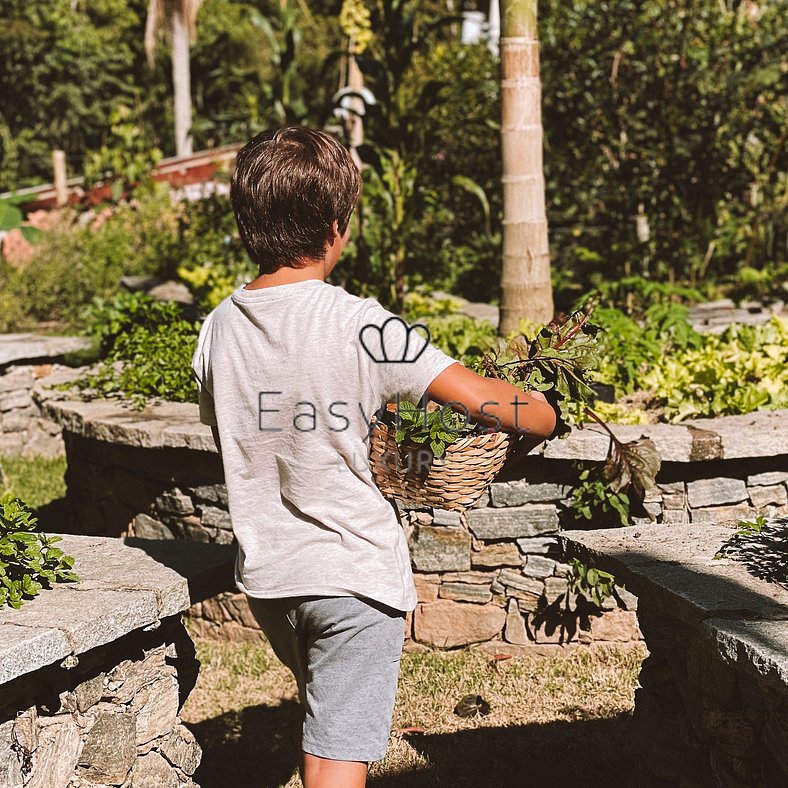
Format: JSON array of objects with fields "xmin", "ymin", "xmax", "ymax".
[
  {"xmin": 394, "ymin": 400, "xmax": 473, "ymax": 459},
  {"xmin": 0, "ymin": 494, "xmax": 79, "ymax": 609}
]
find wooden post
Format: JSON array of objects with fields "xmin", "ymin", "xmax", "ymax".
[{"xmin": 53, "ymin": 149, "xmax": 68, "ymax": 207}]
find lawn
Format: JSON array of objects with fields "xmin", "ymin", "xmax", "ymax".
[
  {"xmin": 182, "ymin": 635, "xmax": 645, "ymax": 788},
  {"xmin": 0, "ymin": 453, "xmax": 66, "ymax": 509}
]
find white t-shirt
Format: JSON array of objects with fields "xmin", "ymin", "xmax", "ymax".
[{"xmin": 191, "ymin": 279, "xmax": 457, "ymax": 612}]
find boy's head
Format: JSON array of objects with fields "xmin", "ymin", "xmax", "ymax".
[{"xmin": 231, "ymin": 126, "xmax": 361, "ymax": 275}]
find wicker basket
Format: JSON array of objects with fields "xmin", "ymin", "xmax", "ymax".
[{"xmin": 369, "ymin": 417, "xmax": 516, "ymax": 512}]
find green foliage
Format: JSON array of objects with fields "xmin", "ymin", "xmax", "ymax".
[
  {"xmin": 714, "ymin": 514, "xmax": 768, "ymax": 560},
  {"xmin": 171, "ymin": 193, "xmax": 254, "ymax": 309},
  {"xmin": 639, "ymin": 317, "xmax": 788, "ymax": 421},
  {"xmin": 0, "ymin": 0, "xmax": 164, "ymax": 192},
  {"xmin": 566, "ymin": 558, "xmax": 616, "ymax": 608},
  {"xmin": 70, "ymin": 292, "xmax": 199, "ymax": 408},
  {"xmin": 0, "ymin": 191, "xmax": 178, "ymax": 332},
  {"xmin": 568, "ymin": 466, "xmax": 631, "ymax": 528},
  {"xmin": 590, "ymin": 303, "xmax": 702, "ymax": 396},
  {"xmin": 712, "ymin": 514, "xmax": 787, "ymax": 588},
  {"xmin": 480, "ymin": 310, "xmax": 603, "ymax": 437},
  {"xmin": 338, "ymin": 3, "xmax": 495, "ymax": 308},
  {"xmin": 83, "ymin": 104, "xmax": 163, "ymax": 198},
  {"xmin": 393, "ymin": 400, "xmax": 473, "ymax": 459},
  {"xmin": 400, "ymin": 291, "xmax": 498, "ymax": 367},
  {"xmin": 190, "ymin": 0, "xmax": 340, "ymax": 144},
  {"xmin": 581, "ymin": 276, "xmax": 705, "ymax": 318},
  {"xmin": 0, "ymin": 494, "xmax": 78, "ymax": 609},
  {"xmin": 541, "ymin": 0, "xmax": 787, "ymax": 295}
]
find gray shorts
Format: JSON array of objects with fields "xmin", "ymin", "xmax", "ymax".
[{"xmin": 246, "ymin": 594, "xmax": 407, "ymax": 762}]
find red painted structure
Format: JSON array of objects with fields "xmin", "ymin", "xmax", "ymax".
[{"xmin": 0, "ymin": 144, "xmax": 241, "ymax": 211}]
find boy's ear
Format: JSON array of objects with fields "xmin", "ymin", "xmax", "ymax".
[{"xmin": 327, "ymin": 219, "xmax": 340, "ymax": 246}]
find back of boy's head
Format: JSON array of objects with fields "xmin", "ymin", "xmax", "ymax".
[{"xmin": 231, "ymin": 126, "xmax": 361, "ymax": 274}]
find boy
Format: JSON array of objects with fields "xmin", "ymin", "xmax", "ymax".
[{"xmin": 191, "ymin": 126, "xmax": 556, "ymax": 787}]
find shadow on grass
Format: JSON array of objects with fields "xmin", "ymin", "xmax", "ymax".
[
  {"xmin": 188, "ymin": 699, "xmax": 303, "ymax": 788},
  {"xmin": 373, "ymin": 714, "xmax": 637, "ymax": 788},
  {"xmin": 189, "ymin": 705, "xmax": 636, "ymax": 788}
]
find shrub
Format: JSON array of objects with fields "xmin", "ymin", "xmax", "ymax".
[
  {"xmin": 0, "ymin": 494, "xmax": 78, "ymax": 609},
  {"xmin": 69, "ymin": 292, "xmax": 199, "ymax": 407},
  {"xmin": 0, "ymin": 190, "xmax": 178, "ymax": 332}
]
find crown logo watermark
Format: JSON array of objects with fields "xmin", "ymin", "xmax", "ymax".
[{"xmin": 359, "ymin": 316, "xmax": 432, "ymax": 363}]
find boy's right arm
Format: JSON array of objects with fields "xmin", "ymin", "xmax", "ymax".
[{"xmin": 427, "ymin": 362, "xmax": 557, "ymax": 443}]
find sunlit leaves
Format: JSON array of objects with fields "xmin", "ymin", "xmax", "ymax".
[{"xmin": 0, "ymin": 494, "xmax": 79, "ymax": 609}]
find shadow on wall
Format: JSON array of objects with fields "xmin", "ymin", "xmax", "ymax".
[{"xmin": 188, "ymin": 706, "xmax": 636, "ymax": 788}]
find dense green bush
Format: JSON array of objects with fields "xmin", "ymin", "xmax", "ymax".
[
  {"xmin": 3, "ymin": 0, "xmax": 783, "ymax": 310},
  {"xmin": 541, "ymin": 0, "xmax": 786, "ymax": 295},
  {"xmin": 70, "ymin": 292, "xmax": 199, "ymax": 407},
  {"xmin": 407, "ymin": 292, "xmax": 788, "ymax": 424},
  {"xmin": 0, "ymin": 189, "xmax": 257, "ymax": 331}
]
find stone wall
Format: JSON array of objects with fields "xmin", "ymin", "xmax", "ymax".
[
  {"xmin": 0, "ymin": 334, "xmax": 90, "ymax": 457},
  {"xmin": 39, "ymin": 398, "xmax": 788, "ymax": 653},
  {"xmin": 562, "ymin": 523, "xmax": 788, "ymax": 786},
  {"xmin": 0, "ymin": 617, "xmax": 201, "ymax": 788},
  {"xmin": 0, "ymin": 534, "xmax": 235, "ymax": 788}
]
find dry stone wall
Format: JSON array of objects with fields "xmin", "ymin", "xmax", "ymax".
[
  {"xmin": 0, "ymin": 535, "xmax": 234, "ymax": 788},
  {"xmin": 38, "ymin": 398, "xmax": 788, "ymax": 653},
  {"xmin": 562, "ymin": 523, "xmax": 788, "ymax": 786},
  {"xmin": 0, "ymin": 334, "xmax": 91, "ymax": 457},
  {"xmin": 0, "ymin": 619, "xmax": 201, "ymax": 788}
]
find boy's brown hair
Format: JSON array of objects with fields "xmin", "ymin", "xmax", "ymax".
[{"xmin": 230, "ymin": 127, "xmax": 361, "ymax": 274}]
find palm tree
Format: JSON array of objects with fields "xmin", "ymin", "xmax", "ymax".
[
  {"xmin": 499, "ymin": 0, "xmax": 554, "ymax": 333},
  {"xmin": 145, "ymin": 0, "xmax": 202, "ymax": 158}
]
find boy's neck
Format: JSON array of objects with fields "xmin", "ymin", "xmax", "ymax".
[{"xmin": 244, "ymin": 260, "xmax": 328, "ymax": 290}]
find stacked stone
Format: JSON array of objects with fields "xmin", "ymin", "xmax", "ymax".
[
  {"xmin": 39, "ymin": 398, "xmax": 788, "ymax": 650},
  {"xmin": 644, "ymin": 472, "xmax": 788, "ymax": 526},
  {"xmin": 401, "ymin": 484, "xmax": 640, "ymax": 651},
  {"xmin": 0, "ymin": 618, "xmax": 202, "ymax": 788},
  {"xmin": 635, "ymin": 611, "xmax": 788, "ymax": 786},
  {"xmin": 0, "ymin": 364, "xmax": 84, "ymax": 457},
  {"xmin": 562, "ymin": 523, "xmax": 788, "ymax": 786},
  {"xmin": 59, "ymin": 433, "xmax": 230, "ymax": 544},
  {"xmin": 0, "ymin": 333, "xmax": 91, "ymax": 457}
]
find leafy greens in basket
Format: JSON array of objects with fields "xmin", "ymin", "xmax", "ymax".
[{"xmin": 389, "ymin": 308, "xmax": 661, "ymax": 518}]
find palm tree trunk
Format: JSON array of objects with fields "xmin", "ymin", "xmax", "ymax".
[
  {"xmin": 171, "ymin": 3, "xmax": 193, "ymax": 157},
  {"xmin": 499, "ymin": 0, "xmax": 554, "ymax": 334}
]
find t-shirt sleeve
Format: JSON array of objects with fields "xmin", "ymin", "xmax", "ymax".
[
  {"xmin": 191, "ymin": 313, "xmax": 218, "ymax": 427},
  {"xmin": 359, "ymin": 300, "xmax": 458, "ymax": 405}
]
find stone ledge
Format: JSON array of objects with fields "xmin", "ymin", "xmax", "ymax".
[
  {"xmin": 0, "ymin": 334, "xmax": 92, "ymax": 371},
  {"xmin": 34, "ymin": 397, "xmax": 217, "ymax": 453},
  {"xmin": 37, "ymin": 397, "xmax": 788, "ymax": 461},
  {"xmin": 706, "ymin": 618, "xmax": 788, "ymax": 693},
  {"xmin": 0, "ymin": 535, "xmax": 235, "ymax": 684},
  {"xmin": 560, "ymin": 524, "xmax": 788, "ymax": 626}
]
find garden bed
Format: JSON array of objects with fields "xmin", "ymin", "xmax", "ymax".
[
  {"xmin": 561, "ymin": 522, "xmax": 788, "ymax": 786},
  {"xmin": 35, "ymin": 393, "xmax": 788, "ymax": 652},
  {"xmin": 0, "ymin": 535, "xmax": 235, "ymax": 787}
]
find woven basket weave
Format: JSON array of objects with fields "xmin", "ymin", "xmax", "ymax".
[{"xmin": 369, "ymin": 418, "xmax": 515, "ymax": 512}]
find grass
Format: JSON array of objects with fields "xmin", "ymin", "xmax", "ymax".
[
  {"xmin": 0, "ymin": 453, "xmax": 66, "ymax": 509},
  {"xmin": 182, "ymin": 635, "xmax": 646, "ymax": 788}
]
